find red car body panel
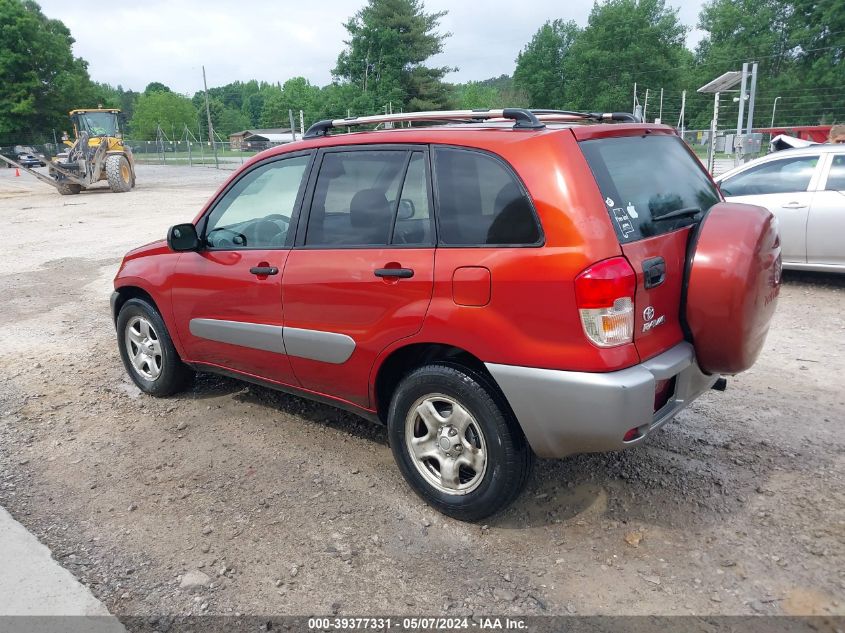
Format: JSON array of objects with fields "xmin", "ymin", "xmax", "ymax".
[
  {"xmin": 170, "ymin": 249, "xmax": 298, "ymax": 385},
  {"xmin": 282, "ymin": 247, "xmax": 435, "ymax": 407}
]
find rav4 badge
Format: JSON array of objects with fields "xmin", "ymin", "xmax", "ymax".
[{"xmin": 642, "ymin": 305, "xmax": 666, "ymax": 332}]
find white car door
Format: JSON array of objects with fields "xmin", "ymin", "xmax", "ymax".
[
  {"xmin": 806, "ymin": 153, "xmax": 845, "ymax": 268},
  {"xmin": 719, "ymin": 154, "xmax": 823, "ymax": 265}
]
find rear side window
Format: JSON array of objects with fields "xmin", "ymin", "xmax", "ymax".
[
  {"xmin": 305, "ymin": 150, "xmax": 407, "ymax": 246},
  {"xmin": 433, "ymin": 147, "xmax": 541, "ymax": 246},
  {"xmin": 580, "ymin": 135, "xmax": 721, "ymax": 243},
  {"xmin": 826, "ymin": 155, "xmax": 845, "ymax": 191},
  {"xmin": 392, "ymin": 153, "xmax": 433, "ymax": 245},
  {"xmin": 720, "ymin": 155, "xmax": 818, "ymax": 197}
]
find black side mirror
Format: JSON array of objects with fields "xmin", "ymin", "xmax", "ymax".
[
  {"xmin": 167, "ymin": 223, "xmax": 200, "ymax": 251},
  {"xmin": 397, "ymin": 199, "xmax": 415, "ymax": 220}
]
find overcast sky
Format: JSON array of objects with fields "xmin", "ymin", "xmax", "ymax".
[{"xmin": 38, "ymin": 0, "xmax": 707, "ymax": 95}]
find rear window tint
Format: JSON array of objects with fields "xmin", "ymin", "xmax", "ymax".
[
  {"xmin": 580, "ymin": 134, "xmax": 720, "ymax": 243},
  {"xmin": 433, "ymin": 147, "xmax": 541, "ymax": 246}
]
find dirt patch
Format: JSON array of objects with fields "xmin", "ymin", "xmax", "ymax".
[{"xmin": 0, "ymin": 165, "xmax": 842, "ymax": 618}]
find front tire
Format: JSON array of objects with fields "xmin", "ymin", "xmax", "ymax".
[
  {"xmin": 388, "ymin": 363, "xmax": 533, "ymax": 521},
  {"xmin": 56, "ymin": 182, "xmax": 81, "ymax": 195},
  {"xmin": 116, "ymin": 298, "xmax": 193, "ymax": 396},
  {"xmin": 106, "ymin": 154, "xmax": 132, "ymax": 193}
]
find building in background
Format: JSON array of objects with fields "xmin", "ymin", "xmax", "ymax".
[{"xmin": 229, "ymin": 128, "xmax": 296, "ymax": 151}]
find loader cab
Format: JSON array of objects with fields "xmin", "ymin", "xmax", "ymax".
[{"xmin": 70, "ymin": 109, "xmax": 122, "ymax": 140}]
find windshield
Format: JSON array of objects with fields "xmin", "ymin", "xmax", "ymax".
[
  {"xmin": 76, "ymin": 112, "xmax": 119, "ymax": 137},
  {"xmin": 580, "ymin": 134, "xmax": 721, "ymax": 243}
]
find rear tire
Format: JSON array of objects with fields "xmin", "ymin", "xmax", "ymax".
[
  {"xmin": 56, "ymin": 182, "xmax": 81, "ymax": 195},
  {"xmin": 388, "ymin": 363, "xmax": 533, "ymax": 521},
  {"xmin": 117, "ymin": 298, "xmax": 194, "ymax": 396},
  {"xmin": 106, "ymin": 154, "xmax": 132, "ymax": 193}
]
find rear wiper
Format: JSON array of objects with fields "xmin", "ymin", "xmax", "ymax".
[{"xmin": 652, "ymin": 206, "xmax": 702, "ymax": 222}]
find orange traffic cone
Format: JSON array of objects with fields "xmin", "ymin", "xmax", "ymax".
[{"xmin": 15, "ymin": 168, "xmax": 20, "ymax": 177}]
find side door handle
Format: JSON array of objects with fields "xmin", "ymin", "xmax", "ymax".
[
  {"xmin": 249, "ymin": 266, "xmax": 279, "ymax": 276},
  {"xmin": 374, "ymin": 267, "xmax": 414, "ymax": 279},
  {"xmin": 782, "ymin": 202, "xmax": 807, "ymax": 209}
]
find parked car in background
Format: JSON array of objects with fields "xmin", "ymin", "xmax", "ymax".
[
  {"xmin": 111, "ymin": 108, "xmax": 781, "ymax": 520},
  {"xmin": 716, "ymin": 144, "xmax": 845, "ymax": 272},
  {"xmin": 1, "ymin": 145, "xmax": 47, "ymax": 167}
]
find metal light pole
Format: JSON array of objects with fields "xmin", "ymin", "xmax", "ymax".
[{"xmin": 698, "ymin": 71, "xmax": 743, "ymax": 175}]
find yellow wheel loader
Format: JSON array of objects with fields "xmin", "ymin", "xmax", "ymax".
[{"xmin": 0, "ymin": 109, "xmax": 136, "ymax": 195}]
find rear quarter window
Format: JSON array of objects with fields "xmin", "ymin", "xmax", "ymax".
[
  {"xmin": 433, "ymin": 147, "xmax": 541, "ymax": 246},
  {"xmin": 580, "ymin": 134, "xmax": 721, "ymax": 243}
]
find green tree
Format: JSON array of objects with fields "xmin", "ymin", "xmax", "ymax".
[
  {"xmin": 514, "ymin": 20, "xmax": 580, "ymax": 108},
  {"xmin": 316, "ymin": 82, "xmax": 377, "ymax": 120},
  {"xmin": 564, "ymin": 0, "xmax": 688, "ymax": 112},
  {"xmin": 94, "ymin": 83, "xmax": 139, "ymax": 119},
  {"xmin": 143, "ymin": 82, "xmax": 171, "ymax": 95},
  {"xmin": 333, "ymin": 0, "xmax": 454, "ymax": 112},
  {"xmin": 130, "ymin": 91, "xmax": 197, "ymax": 140},
  {"xmin": 693, "ymin": 0, "xmax": 845, "ymax": 127},
  {"xmin": 243, "ymin": 91, "xmax": 267, "ymax": 127},
  {"xmin": 215, "ymin": 105, "xmax": 249, "ymax": 136},
  {"xmin": 452, "ymin": 81, "xmax": 500, "ymax": 109},
  {"xmin": 0, "ymin": 0, "xmax": 98, "ymax": 142},
  {"xmin": 261, "ymin": 77, "xmax": 320, "ymax": 128},
  {"xmin": 784, "ymin": 0, "xmax": 845, "ymax": 124}
]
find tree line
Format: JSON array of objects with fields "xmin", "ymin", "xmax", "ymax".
[{"xmin": 1, "ymin": 0, "xmax": 842, "ymax": 144}]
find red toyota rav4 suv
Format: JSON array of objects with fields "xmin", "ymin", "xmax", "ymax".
[{"xmin": 112, "ymin": 109, "xmax": 781, "ymax": 520}]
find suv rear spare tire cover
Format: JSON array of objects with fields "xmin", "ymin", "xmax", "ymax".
[{"xmin": 685, "ymin": 202, "xmax": 782, "ymax": 375}]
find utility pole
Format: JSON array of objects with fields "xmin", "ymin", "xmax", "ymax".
[
  {"xmin": 735, "ymin": 62, "xmax": 749, "ymax": 165},
  {"xmin": 678, "ymin": 90, "xmax": 686, "ymax": 138},
  {"xmin": 643, "ymin": 89, "xmax": 650, "ymax": 121},
  {"xmin": 746, "ymin": 62, "xmax": 758, "ymax": 136},
  {"xmin": 708, "ymin": 92, "xmax": 720, "ymax": 175},
  {"xmin": 299, "ymin": 110, "xmax": 305, "ymax": 137},
  {"xmin": 632, "ymin": 83, "xmax": 637, "ymax": 114},
  {"xmin": 202, "ymin": 65, "xmax": 219, "ymax": 169}
]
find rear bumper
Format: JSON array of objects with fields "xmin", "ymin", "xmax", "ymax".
[{"xmin": 486, "ymin": 342, "xmax": 718, "ymax": 458}]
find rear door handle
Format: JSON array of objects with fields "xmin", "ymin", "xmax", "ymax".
[
  {"xmin": 249, "ymin": 266, "xmax": 278, "ymax": 276},
  {"xmin": 782, "ymin": 202, "xmax": 807, "ymax": 209},
  {"xmin": 642, "ymin": 256, "xmax": 666, "ymax": 289},
  {"xmin": 374, "ymin": 268, "xmax": 414, "ymax": 279}
]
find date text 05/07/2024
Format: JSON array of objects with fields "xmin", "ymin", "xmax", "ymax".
[{"xmin": 307, "ymin": 617, "xmax": 529, "ymax": 631}]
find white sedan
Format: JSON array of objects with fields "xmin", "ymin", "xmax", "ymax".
[{"xmin": 715, "ymin": 144, "xmax": 845, "ymax": 272}]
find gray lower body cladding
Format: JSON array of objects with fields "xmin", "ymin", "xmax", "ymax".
[
  {"xmin": 188, "ymin": 318, "xmax": 355, "ymax": 364},
  {"xmin": 486, "ymin": 342, "xmax": 718, "ymax": 458}
]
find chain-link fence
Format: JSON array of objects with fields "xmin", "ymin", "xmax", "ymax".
[{"xmin": 126, "ymin": 139, "xmax": 259, "ymax": 169}]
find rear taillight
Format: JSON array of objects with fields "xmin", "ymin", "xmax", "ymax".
[{"xmin": 575, "ymin": 257, "xmax": 636, "ymax": 347}]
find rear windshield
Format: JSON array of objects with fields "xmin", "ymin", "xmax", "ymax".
[{"xmin": 580, "ymin": 134, "xmax": 720, "ymax": 243}]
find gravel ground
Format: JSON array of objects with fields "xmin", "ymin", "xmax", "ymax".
[{"xmin": 0, "ymin": 164, "xmax": 843, "ymax": 619}]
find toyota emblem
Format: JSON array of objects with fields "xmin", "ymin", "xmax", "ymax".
[{"xmin": 643, "ymin": 306, "xmax": 655, "ymax": 321}]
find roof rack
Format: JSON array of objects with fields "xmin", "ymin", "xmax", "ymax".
[
  {"xmin": 304, "ymin": 108, "xmax": 544, "ymax": 138},
  {"xmin": 530, "ymin": 109, "xmax": 643, "ymax": 123},
  {"xmin": 303, "ymin": 107, "xmax": 643, "ymax": 139}
]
